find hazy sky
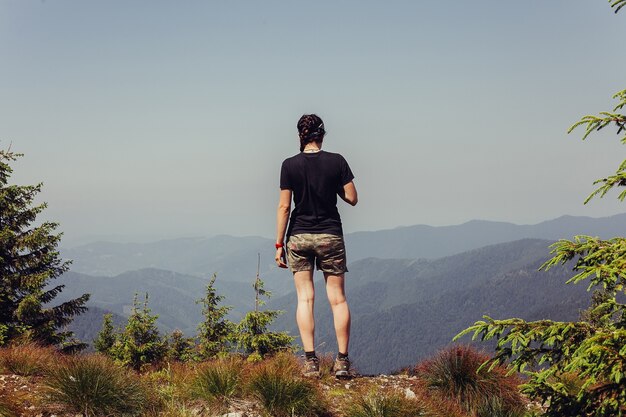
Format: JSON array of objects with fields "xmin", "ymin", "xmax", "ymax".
[{"xmin": 2, "ymin": 1, "xmax": 626, "ymax": 244}]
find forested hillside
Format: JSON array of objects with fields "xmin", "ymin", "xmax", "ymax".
[{"xmin": 52, "ymin": 268, "xmax": 256, "ymax": 337}]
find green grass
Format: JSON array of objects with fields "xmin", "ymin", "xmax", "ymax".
[
  {"xmin": 248, "ymin": 353, "xmax": 327, "ymax": 417},
  {"xmin": 189, "ymin": 356, "xmax": 243, "ymax": 411},
  {"xmin": 43, "ymin": 353, "xmax": 148, "ymax": 416},
  {"xmin": 345, "ymin": 391, "xmax": 423, "ymax": 417},
  {"xmin": 139, "ymin": 361, "xmax": 198, "ymax": 417}
]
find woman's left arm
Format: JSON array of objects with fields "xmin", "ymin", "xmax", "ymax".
[{"xmin": 275, "ymin": 189, "xmax": 292, "ymax": 268}]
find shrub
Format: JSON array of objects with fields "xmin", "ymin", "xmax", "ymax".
[
  {"xmin": 0, "ymin": 341, "xmax": 59, "ymax": 376},
  {"xmin": 247, "ymin": 353, "xmax": 326, "ymax": 417},
  {"xmin": 345, "ymin": 391, "xmax": 423, "ymax": 417},
  {"xmin": 415, "ymin": 345, "xmax": 526, "ymax": 417},
  {"xmin": 43, "ymin": 353, "xmax": 148, "ymax": 416}
]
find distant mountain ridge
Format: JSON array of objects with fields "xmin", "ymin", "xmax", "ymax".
[
  {"xmin": 61, "ymin": 235, "xmax": 276, "ymax": 280},
  {"xmin": 345, "ymin": 213, "xmax": 626, "ymax": 261},
  {"xmin": 62, "ymin": 213, "xmax": 626, "ymax": 279}
]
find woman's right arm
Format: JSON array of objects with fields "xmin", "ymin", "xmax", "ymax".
[
  {"xmin": 275, "ymin": 189, "xmax": 292, "ymax": 268},
  {"xmin": 339, "ymin": 181, "xmax": 358, "ymax": 206}
]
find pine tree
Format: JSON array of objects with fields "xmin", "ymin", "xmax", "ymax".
[
  {"xmin": 0, "ymin": 149, "xmax": 89, "ymax": 353},
  {"xmin": 235, "ymin": 255, "xmax": 294, "ymax": 359},
  {"xmin": 456, "ymin": 5, "xmax": 626, "ymax": 415},
  {"xmin": 610, "ymin": 0, "xmax": 626, "ymax": 13},
  {"xmin": 93, "ymin": 313, "xmax": 118, "ymax": 355},
  {"xmin": 195, "ymin": 273, "xmax": 233, "ymax": 359},
  {"xmin": 110, "ymin": 293, "xmax": 168, "ymax": 371}
]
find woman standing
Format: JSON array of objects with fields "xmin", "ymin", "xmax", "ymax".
[{"xmin": 275, "ymin": 114, "xmax": 358, "ymax": 378}]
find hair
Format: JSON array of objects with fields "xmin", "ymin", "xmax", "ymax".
[{"xmin": 297, "ymin": 114, "xmax": 326, "ymax": 152}]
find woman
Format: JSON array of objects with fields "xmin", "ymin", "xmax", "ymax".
[{"xmin": 275, "ymin": 114, "xmax": 358, "ymax": 378}]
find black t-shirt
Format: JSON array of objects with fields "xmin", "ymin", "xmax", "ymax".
[{"xmin": 280, "ymin": 150, "xmax": 354, "ymax": 237}]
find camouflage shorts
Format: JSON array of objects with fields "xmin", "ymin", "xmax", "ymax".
[{"xmin": 286, "ymin": 233, "xmax": 348, "ymax": 274}]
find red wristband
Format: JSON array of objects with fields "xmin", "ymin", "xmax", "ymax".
[{"xmin": 275, "ymin": 242, "xmax": 284, "ymax": 249}]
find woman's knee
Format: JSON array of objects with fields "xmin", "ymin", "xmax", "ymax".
[
  {"xmin": 297, "ymin": 292, "xmax": 315, "ymax": 305},
  {"xmin": 326, "ymin": 288, "xmax": 347, "ymax": 307}
]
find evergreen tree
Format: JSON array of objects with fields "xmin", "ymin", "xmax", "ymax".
[
  {"xmin": 611, "ymin": 0, "xmax": 626, "ymax": 13},
  {"xmin": 167, "ymin": 329, "xmax": 196, "ymax": 362},
  {"xmin": 195, "ymin": 273, "xmax": 233, "ymax": 359},
  {"xmin": 93, "ymin": 313, "xmax": 117, "ymax": 355},
  {"xmin": 0, "ymin": 149, "xmax": 89, "ymax": 353},
  {"xmin": 457, "ymin": 5, "xmax": 626, "ymax": 415},
  {"xmin": 235, "ymin": 255, "xmax": 294, "ymax": 359},
  {"xmin": 110, "ymin": 293, "xmax": 168, "ymax": 371}
]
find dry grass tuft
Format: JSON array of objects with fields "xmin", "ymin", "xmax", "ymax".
[
  {"xmin": 247, "ymin": 352, "xmax": 328, "ymax": 417},
  {"xmin": 42, "ymin": 353, "xmax": 149, "ymax": 416},
  {"xmin": 414, "ymin": 345, "xmax": 526, "ymax": 417},
  {"xmin": 344, "ymin": 390, "xmax": 423, "ymax": 417},
  {"xmin": 188, "ymin": 355, "xmax": 244, "ymax": 413},
  {"xmin": 0, "ymin": 341, "xmax": 60, "ymax": 376}
]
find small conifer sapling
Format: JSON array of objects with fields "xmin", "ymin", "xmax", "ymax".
[
  {"xmin": 196, "ymin": 273, "xmax": 234, "ymax": 359},
  {"xmin": 109, "ymin": 292, "xmax": 168, "ymax": 370},
  {"xmin": 93, "ymin": 313, "xmax": 118, "ymax": 355},
  {"xmin": 235, "ymin": 254, "xmax": 294, "ymax": 359}
]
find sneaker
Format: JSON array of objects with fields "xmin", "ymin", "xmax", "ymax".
[
  {"xmin": 303, "ymin": 356, "xmax": 320, "ymax": 378},
  {"xmin": 333, "ymin": 356, "xmax": 350, "ymax": 379}
]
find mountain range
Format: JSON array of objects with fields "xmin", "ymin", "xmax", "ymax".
[
  {"xmin": 52, "ymin": 213, "xmax": 624, "ymax": 370},
  {"xmin": 61, "ymin": 213, "xmax": 626, "ymax": 281}
]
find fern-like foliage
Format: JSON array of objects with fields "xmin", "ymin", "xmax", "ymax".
[
  {"xmin": 610, "ymin": 0, "xmax": 626, "ymax": 13},
  {"xmin": 568, "ymin": 90, "xmax": 626, "ymax": 203}
]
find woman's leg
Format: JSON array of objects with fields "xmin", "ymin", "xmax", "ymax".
[
  {"xmin": 293, "ymin": 270, "xmax": 316, "ymax": 352},
  {"xmin": 324, "ymin": 273, "xmax": 351, "ymax": 354}
]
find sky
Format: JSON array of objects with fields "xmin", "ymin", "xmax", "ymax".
[{"xmin": 1, "ymin": 0, "xmax": 626, "ymax": 245}]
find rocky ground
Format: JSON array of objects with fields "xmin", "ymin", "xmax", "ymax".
[{"xmin": 0, "ymin": 371, "xmax": 422, "ymax": 417}]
